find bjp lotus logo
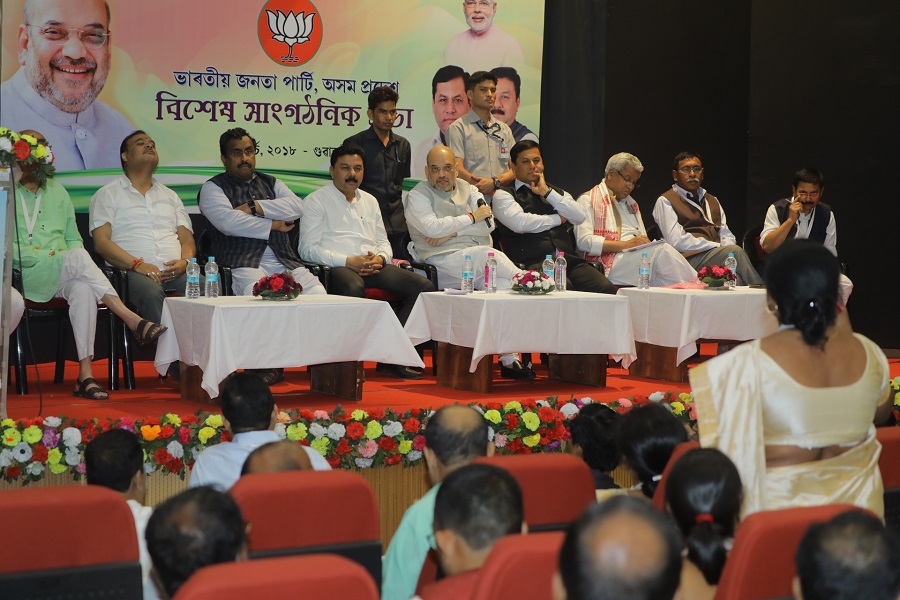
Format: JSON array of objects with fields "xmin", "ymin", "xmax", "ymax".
[{"xmin": 258, "ymin": 0, "xmax": 323, "ymax": 67}]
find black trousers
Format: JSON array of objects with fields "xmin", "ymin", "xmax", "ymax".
[
  {"xmin": 329, "ymin": 264, "xmax": 435, "ymax": 324},
  {"xmin": 525, "ymin": 261, "xmax": 616, "ymax": 294}
]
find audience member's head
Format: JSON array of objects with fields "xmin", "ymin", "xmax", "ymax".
[
  {"xmin": 617, "ymin": 404, "xmax": 689, "ymax": 498},
  {"xmin": 240, "ymin": 440, "xmax": 312, "ymax": 476},
  {"xmin": 84, "ymin": 428, "xmax": 145, "ymax": 502},
  {"xmin": 220, "ymin": 372, "xmax": 276, "ymax": 434},
  {"xmin": 432, "ymin": 463, "xmax": 524, "ymax": 576},
  {"xmin": 794, "ymin": 510, "xmax": 900, "ymax": 600},
  {"xmin": 556, "ymin": 496, "xmax": 683, "ymax": 600},
  {"xmin": 146, "ymin": 487, "xmax": 247, "ymax": 598},
  {"xmin": 765, "ymin": 239, "xmax": 840, "ymax": 348},
  {"xmin": 423, "ymin": 404, "xmax": 491, "ymax": 484},
  {"xmin": 665, "ymin": 448, "xmax": 742, "ymax": 585},
  {"xmin": 568, "ymin": 404, "xmax": 621, "ymax": 478}
]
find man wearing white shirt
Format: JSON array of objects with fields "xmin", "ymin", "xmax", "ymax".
[
  {"xmin": 412, "ymin": 66, "xmax": 471, "ymax": 177},
  {"xmin": 759, "ymin": 168, "xmax": 852, "ymax": 303},
  {"xmin": 189, "ymin": 373, "xmax": 331, "ymax": 491},
  {"xmin": 443, "ymin": 0, "xmax": 525, "ymax": 72},
  {"xmin": 300, "ymin": 144, "xmax": 434, "ymax": 380},
  {"xmin": 576, "ymin": 152, "xmax": 695, "ymax": 287},
  {"xmin": 493, "ymin": 141, "xmax": 616, "ymax": 294},
  {"xmin": 652, "ymin": 152, "xmax": 762, "ymax": 285}
]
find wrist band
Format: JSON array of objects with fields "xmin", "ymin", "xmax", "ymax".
[
  {"xmin": 131, "ymin": 258, "xmax": 144, "ymax": 271},
  {"xmin": 468, "ymin": 212, "xmax": 475, "ymax": 224},
  {"xmin": 249, "ymin": 201, "xmax": 258, "ymax": 217}
]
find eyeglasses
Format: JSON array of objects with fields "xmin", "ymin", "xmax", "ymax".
[
  {"xmin": 228, "ymin": 147, "xmax": 257, "ymax": 159},
  {"xmin": 678, "ymin": 165, "xmax": 704, "ymax": 174},
  {"xmin": 25, "ymin": 24, "xmax": 110, "ymax": 48},
  {"xmin": 465, "ymin": 0, "xmax": 495, "ymax": 7},
  {"xmin": 795, "ymin": 190, "xmax": 821, "ymax": 199},
  {"xmin": 615, "ymin": 170, "xmax": 640, "ymax": 189}
]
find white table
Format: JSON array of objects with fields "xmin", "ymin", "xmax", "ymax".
[
  {"xmin": 405, "ymin": 291, "xmax": 636, "ymax": 392},
  {"xmin": 155, "ymin": 295, "xmax": 424, "ymax": 401},
  {"xmin": 617, "ymin": 287, "xmax": 777, "ymax": 381}
]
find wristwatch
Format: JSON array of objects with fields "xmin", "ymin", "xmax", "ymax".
[
  {"xmin": 492, "ymin": 177, "xmax": 501, "ymax": 190},
  {"xmin": 249, "ymin": 200, "xmax": 259, "ymax": 217}
]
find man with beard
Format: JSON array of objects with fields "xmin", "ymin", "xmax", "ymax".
[
  {"xmin": 0, "ymin": 0, "xmax": 134, "ymax": 172},
  {"xmin": 443, "ymin": 0, "xmax": 524, "ymax": 72},
  {"xmin": 489, "ymin": 67, "xmax": 538, "ymax": 143}
]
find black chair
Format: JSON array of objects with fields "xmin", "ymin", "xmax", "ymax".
[
  {"xmin": 196, "ymin": 229, "xmax": 233, "ymax": 296},
  {"xmin": 742, "ymin": 223, "xmax": 765, "ymax": 274}
]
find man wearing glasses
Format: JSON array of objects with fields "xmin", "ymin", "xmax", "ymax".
[
  {"xmin": 0, "ymin": 0, "xmax": 134, "ymax": 172},
  {"xmin": 653, "ymin": 152, "xmax": 763, "ymax": 285},
  {"xmin": 576, "ymin": 152, "xmax": 696, "ymax": 286},
  {"xmin": 444, "ymin": 0, "xmax": 524, "ymax": 72}
]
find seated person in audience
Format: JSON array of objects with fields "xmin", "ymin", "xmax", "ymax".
[
  {"xmin": 13, "ymin": 130, "xmax": 166, "ymax": 400},
  {"xmin": 616, "ymin": 403, "xmax": 689, "ymax": 499},
  {"xmin": 240, "ymin": 440, "xmax": 313, "ymax": 476},
  {"xmin": 690, "ymin": 240, "xmax": 892, "ymax": 518},
  {"xmin": 576, "ymin": 152, "xmax": 696, "ymax": 286},
  {"xmin": 554, "ymin": 495, "xmax": 683, "ymax": 600},
  {"xmin": 794, "ymin": 510, "xmax": 900, "ymax": 600},
  {"xmin": 568, "ymin": 403, "xmax": 622, "ymax": 498},
  {"xmin": 199, "ymin": 127, "xmax": 325, "ymax": 385},
  {"xmin": 382, "ymin": 404, "xmax": 492, "ymax": 600},
  {"xmin": 189, "ymin": 373, "xmax": 330, "ymax": 490},
  {"xmin": 146, "ymin": 487, "xmax": 247, "ymax": 598},
  {"xmin": 665, "ymin": 448, "xmax": 743, "ymax": 600},
  {"xmin": 85, "ymin": 429, "xmax": 159, "ymax": 600},
  {"xmin": 652, "ymin": 152, "xmax": 762, "ymax": 285},
  {"xmin": 299, "ymin": 143, "xmax": 435, "ymax": 380},
  {"xmin": 759, "ymin": 168, "xmax": 852, "ymax": 304},
  {"xmin": 417, "ymin": 464, "xmax": 525, "ymax": 599},
  {"xmin": 492, "ymin": 140, "xmax": 616, "ymax": 294}
]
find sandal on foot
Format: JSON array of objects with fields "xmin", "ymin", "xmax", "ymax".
[
  {"xmin": 134, "ymin": 319, "xmax": 168, "ymax": 346},
  {"xmin": 73, "ymin": 377, "xmax": 109, "ymax": 400}
]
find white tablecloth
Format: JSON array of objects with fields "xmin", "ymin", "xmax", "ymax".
[
  {"xmin": 617, "ymin": 287, "xmax": 778, "ymax": 365},
  {"xmin": 155, "ymin": 295, "xmax": 424, "ymax": 398},
  {"xmin": 405, "ymin": 290, "xmax": 637, "ymax": 372}
]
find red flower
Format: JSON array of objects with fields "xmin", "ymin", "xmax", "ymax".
[
  {"xmin": 6, "ymin": 466, "xmax": 21, "ymax": 479},
  {"xmin": 326, "ymin": 455, "xmax": 342, "ymax": 468},
  {"xmin": 378, "ymin": 437, "xmax": 397, "ymax": 452},
  {"xmin": 221, "ymin": 431, "xmax": 233, "ymax": 443},
  {"xmin": 403, "ymin": 418, "xmax": 421, "ymax": 434},
  {"xmin": 521, "ymin": 398, "xmax": 537, "ymax": 410},
  {"xmin": 166, "ymin": 458, "xmax": 184, "ymax": 474},
  {"xmin": 486, "ymin": 402, "xmax": 502, "ymax": 411},
  {"xmin": 336, "ymin": 439, "xmax": 352, "ymax": 455},
  {"xmin": 154, "ymin": 448, "xmax": 171, "ymax": 464},
  {"xmin": 506, "ymin": 438, "xmax": 522, "ymax": 453},
  {"xmin": 270, "ymin": 276, "xmax": 284, "ymax": 292},
  {"xmin": 346, "ymin": 422, "xmax": 365, "ymax": 440},
  {"xmin": 298, "ymin": 409, "xmax": 315, "ymax": 421},
  {"xmin": 159, "ymin": 425, "xmax": 175, "ymax": 439},
  {"xmin": 31, "ymin": 444, "xmax": 48, "ymax": 463},
  {"xmin": 615, "ymin": 405, "xmax": 629, "ymax": 414},
  {"xmin": 412, "ymin": 435, "xmax": 426, "ymax": 451},
  {"xmin": 632, "ymin": 395, "xmax": 650, "ymax": 406},
  {"xmin": 385, "ymin": 454, "xmax": 402, "ymax": 466},
  {"xmin": 13, "ymin": 139, "xmax": 31, "ymax": 160},
  {"xmin": 178, "ymin": 427, "xmax": 191, "ymax": 444},
  {"xmin": 334, "ymin": 412, "xmax": 352, "ymax": 423},
  {"xmin": 505, "ymin": 414, "xmax": 519, "ymax": 428},
  {"xmin": 182, "ymin": 415, "xmax": 198, "ymax": 425},
  {"xmin": 368, "ymin": 408, "xmax": 385, "ymax": 420},
  {"xmin": 538, "ymin": 406, "xmax": 558, "ymax": 423}
]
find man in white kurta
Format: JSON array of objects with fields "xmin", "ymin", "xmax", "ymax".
[{"xmin": 443, "ymin": 1, "xmax": 525, "ymax": 72}]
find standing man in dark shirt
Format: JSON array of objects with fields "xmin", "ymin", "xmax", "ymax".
[{"xmin": 343, "ymin": 86, "xmax": 412, "ymax": 260}]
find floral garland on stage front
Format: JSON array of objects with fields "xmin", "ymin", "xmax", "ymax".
[{"xmin": 2, "ymin": 380, "xmax": 898, "ymax": 486}]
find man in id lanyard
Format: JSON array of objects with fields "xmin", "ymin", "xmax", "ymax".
[
  {"xmin": 446, "ymin": 70, "xmax": 515, "ymax": 203},
  {"xmin": 652, "ymin": 151, "xmax": 763, "ymax": 285}
]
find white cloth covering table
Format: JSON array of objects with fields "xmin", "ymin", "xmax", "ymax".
[{"xmin": 155, "ymin": 295, "xmax": 424, "ymax": 400}]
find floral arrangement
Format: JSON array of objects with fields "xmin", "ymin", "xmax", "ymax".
[
  {"xmin": 252, "ymin": 272, "xmax": 302, "ymax": 300},
  {"xmin": 511, "ymin": 270, "xmax": 555, "ymax": 294},
  {"xmin": 891, "ymin": 377, "xmax": 900, "ymax": 423},
  {"xmin": 697, "ymin": 264, "xmax": 736, "ymax": 287},
  {"xmin": 0, "ymin": 127, "xmax": 56, "ymax": 188}
]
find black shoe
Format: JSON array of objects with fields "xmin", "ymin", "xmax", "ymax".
[
  {"xmin": 500, "ymin": 360, "xmax": 536, "ymax": 380},
  {"xmin": 376, "ymin": 363, "xmax": 424, "ymax": 380},
  {"xmin": 246, "ymin": 368, "xmax": 285, "ymax": 386}
]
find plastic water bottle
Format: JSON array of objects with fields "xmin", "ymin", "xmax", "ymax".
[
  {"xmin": 554, "ymin": 251, "xmax": 567, "ymax": 291},
  {"xmin": 204, "ymin": 257, "xmax": 219, "ymax": 298},
  {"xmin": 542, "ymin": 254, "xmax": 554, "ymax": 281},
  {"xmin": 186, "ymin": 258, "xmax": 201, "ymax": 299},
  {"xmin": 638, "ymin": 252, "xmax": 651, "ymax": 289},
  {"xmin": 724, "ymin": 252, "xmax": 737, "ymax": 290},
  {"xmin": 484, "ymin": 252, "xmax": 498, "ymax": 293},
  {"xmin": 461, "ymin": 254, "xmax": 474, "ymax": 293}
]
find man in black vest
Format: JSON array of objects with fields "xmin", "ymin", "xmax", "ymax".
[
  {"xmin": 492, "ymin": 140, "xmax": 616, "ymax": 294},
  {"xmin": 760, "ymin": 168, "xmax": 852, "ymax": 303},
  {"xmin": 199, "ymin": 127, "xmax": 325, "ymax": 384}
]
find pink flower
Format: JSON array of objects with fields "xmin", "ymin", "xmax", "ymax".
[
  {"xmin": 494, "ymin": 433, "xmax": 508, "ymax": 448},
  {"xmin": 688, "ymin": 402, "xmax": 698, "ymax": 421},
  {"xmin": 618, "ymin": 398, "xmax": 633, "ymax": 409},
  {"xmin": 313, "ymin": 410, "xmax": 330, "ymax": 421},
  {"xmin": 359, "ymin": 439, "xmax": 378, "ymax": 459}
]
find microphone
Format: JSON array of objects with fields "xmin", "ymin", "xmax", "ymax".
[{"xmin": 477, "ymin": 198, "xmax": 493, "ymax": 228}]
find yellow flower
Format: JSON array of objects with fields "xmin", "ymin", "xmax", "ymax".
[
  {"xmin": 22, "ymin": 425, "xmax": 42, "ymax": 444},
  {"xmin": 1, "ymin": 418, "xmax": 14, "ymax": 428},
  {"xmin": 504, "ymin": 401, "xmax": 523, "ymax": 413},
  {"xmin": 310, "ymin": 438, "xmax": 330, "ymax": 456},
  {"xmin": 521, "ymin": 412, "xmax": 540, "ymax": 432},
  {"xmin": 671, "ymin": 401, "xmax": 686, "ymax": 416},
  {"xmin": 365, "ymin": 421, "xmax": 383, "ymax": 439},
  {"xmin": 351, "ymin": 409, "xmax": 369, "ymax": 421},
  {"xmin": 141, "ymin": 425, "xmax": 160, "ymax": 441},
  {"xmin": 205, "ymin": 414, "xmax": 223, "ymax": 428},
  {"xmin": 678, "ymin": 392, "xmax": 693, "ymax": 402},
  {"xmin": 894, "ymin": 391, "xmax": 900, "ymax": 406},
  {"xmin": 197, "ymin": 427, "xmax": 216, "ymax": 444},
  {"xmin": 484, "ymin": 410, "xmax": 501, "ymax": 424},
  {"xmin": 34, "ymin": 144, "xmax": 48, "ymax": 159},
  {"xmin": 49, "ymin": 463, "xmax": 68, "ymax": 475},
  {"xmin": 47, "ymin": 448, "xmax": 62, "ymax": 465},
  {"xmin": 165, "ymin": 413, "xmax": 181, "ymax": 427},
  {"xmin": 523, "ymin": 433, "xmax": 541, "ymax": 447},
  {"xmin": 19, "ymin": 134, "xmax": 37, "ymax": 145},
  {"xmin": 286, "ymin": 423, "xmax": 308, "ymax": 441},
  {"xmin": 399, "ymin": 440, "xmax": 412, "ymax": 455},
  {"xmin": 3, "ymin": 428, "xmax": 21, "ymax": 447}
]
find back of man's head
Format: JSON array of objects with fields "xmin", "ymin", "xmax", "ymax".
[
  {"xmin": 84, "ymin": 428, "xmax": 143, "ymax": 494},
  {"xmin": 146, "ymin": 487, "xmax": 247, "ymax": 597},
  {"xmin": 557, "ymin": 496, "xmax": 682, "ymax": 600},
  {"xmin": 240, "ymin": 440, "xmax": 312, "ymax": 476},
  {"xmin": 795, "ymin": 510, "xmax": 900, "ymax": 600},
  {"xmin": 221, "ymin": 373, "xmax": 274, "ymax": 433},
  {"xmin": 423, "ymin": 404, "xmax": 490, "ymax": 471}
]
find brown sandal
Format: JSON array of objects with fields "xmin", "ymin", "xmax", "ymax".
[
  {"xmin": 73, "ymin": 377, "xmax": 109, "ymax": 400},
  {"xmin": 134, "ymin": 319, "xmax": 168, "ymax": 346}
]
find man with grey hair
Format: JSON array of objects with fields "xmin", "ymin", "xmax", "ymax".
[
  {"xmin": 0, "ymin": 0, "xmax": 134, "ymax": 172},
  {"xmin": 576, "ymin": 153, "xmax": 695, "ymax": 286}
]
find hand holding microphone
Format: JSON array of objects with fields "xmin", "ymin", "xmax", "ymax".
[{"xmin": 475, "ymin": 198, "xmax": 493, "ymax": 227}]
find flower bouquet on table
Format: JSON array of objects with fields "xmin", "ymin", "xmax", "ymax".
[
  {"xmin": 0, "ymin": 127, "xmax": 55, "ymax": 187},
  {"xmin": 696, "ymin": 264, "xmax": 736, "ymax": 288},
  {"xmin": 511, "ymin": 270, "xmax": 555, "ymax": 294},
  {"xmin": 252, "ymin": 272, "xmax": 302, "ymax": 300}
]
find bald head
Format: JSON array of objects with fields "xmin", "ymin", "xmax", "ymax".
[
  {"xmin": 425, "ymin": 145, "xmax": 458, "ymax": 192},
  {"xmin": 424, "ymin": 404, "xmax": 490, "ymax": 473},
  {"xmin": 241, "ymin": 441, "xmax": 312, "ymax": 476}
]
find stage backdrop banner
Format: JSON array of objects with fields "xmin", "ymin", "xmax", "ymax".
[{"xmin": 1, "ymin": 0, "xmax": 544, "ymax": 210}]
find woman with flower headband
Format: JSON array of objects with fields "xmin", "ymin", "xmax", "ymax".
[
  {"xmin": 12, "ymin": 130, "xmax": 167, "ymax": 400},
  {"xmin": 690, "ymin": 239, "xmax": 892, "ymax": 517}
]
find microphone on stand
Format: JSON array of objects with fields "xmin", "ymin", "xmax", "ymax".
[{"xmin": 477, "ymin": 198, "xmax": 493, "ymax": 228}]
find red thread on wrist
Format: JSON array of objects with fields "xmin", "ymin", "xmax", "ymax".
[{"xmin": 131, "ymin": 258, "xmax": 144, "ymax": 271}]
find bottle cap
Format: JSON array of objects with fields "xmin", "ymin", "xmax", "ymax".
[
  {"xmin": 465, "ymin": 255, "xmax": 471, "ymax": 260},
  {"xmin": 728, "ymin": 253, "xmax": 734, "ymax": 257},
  {"xmin": 208, "ymin": 256, "xmax": 214, "ymax": 261},
  {"xmin": 488, "ymin": 252, "xmax": 494, "ymax": 257},
  {"xmin": 557, "ymin": 251, "xmax": 564, "ymax": 257},
  {"xmin": 642, "ymin": 252, "xmax": 648, "ymax": 256},
  {"xmin": 546, "ymin": 254, "xmax": 552, "ymax": 259},
  {"xmin": 190, "ymin": 258, "xmax": 196, "ymax": 262}
]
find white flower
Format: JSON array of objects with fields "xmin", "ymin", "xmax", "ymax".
[
  {"xmin": 12, "ymin": 442, "xmax": 32, "ymax": 463},
  {"xmin": 0, "ymin": 449, "xmax": 13, "ymax": 467},
  {"xmin": 166, "ymin": 441, "xmax": 184, "ymax": 459},
  {"xmin": 383, "ymin": 421, "xmax": 403, "ymax": 437},
  {"xmin": 580, "ymin": 397, "xmax": 594, "ymax": 405},
  {"xmin": 536, "ymin": 400, "xmax": 550, "ymax": 408},
  {"xmin": 143, "ymin": 462, "xmax": 156, "ymax": 474},
  {"xmin": 266, "ymin": 10, "xmax": 316, "ymax": 45},
  {"xmin": 487, "ymin": 428, "xmax": 495, "ymax": 442},
  {"xmin": 309, "ymin": 423, "xmax": 328, "ymax": 439},
  {"xmin": 65, "ymin": 447, "xmax": 81, "ymax": 466},
  {"xmin": 0, "ymin": 137, "xmax": 12, "ymax": 152},
  {"xmin": 62, "ymin": 427, "xmax": 82, "ymax": 447},
  {"xmin": 42, "ymin": 416, "xmax": 62, "ymax": 428},
  {"xmin": 273, "ymin": 423, "xmax": 286, "ymax": 439},
  {"xmin": 649, "ymin": 391, "xmax": 665, "ymax": 403},
  {"xmin": 354, "ymin": 458, "xmax": 374, "ymax": 469},
  {"xmin": 559, "ymin": 403, "xmax": 580, "ymax": 419},
  {"xmin": 526, "ymin": 280, "xmax": 534, "ymax": 288},
  {"xmin": 327, "ymin": 423, "xmax": 346, "ymax": 440},
  {"xmin": 407, "ymin": 450, "xmax": 423, "ymax": 462},
  {"xmin": 25, "ymin": 462, "xmax": 44, "ymax": 476},
  {"xmin": 471, "ymin": 405, "xmax": 484, "ymax": 414}
]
